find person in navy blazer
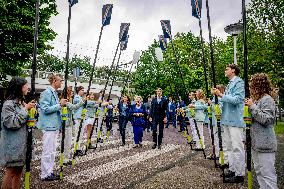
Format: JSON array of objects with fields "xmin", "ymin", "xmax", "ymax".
[
  {"xmin": 150, "ymin": 88, "xmax": 168, "ymax": 149},
  {"xmin": 166, "ymin": 96, "xmax": 176, "ymax": 128},
  {"xmin": 38, "ymin": 74, "xmax": 68, "ymax": 181},
  {"xmin": 176, "ymin": 96, "xmax": 186, "ymax": 132},
  {"xmin": 117, "ymin": 95, "xmax": 131, "ymax": 146}
]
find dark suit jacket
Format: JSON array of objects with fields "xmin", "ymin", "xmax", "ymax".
[{"xmin": 150, "ymin": 96, "xmax": 168, "ymax": 121}]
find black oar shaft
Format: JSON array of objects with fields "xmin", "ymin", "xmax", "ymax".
[
  {"xmin": 25, "ymin": 1, "xmax": 40, "ymax": 188},
  {"xmin": 101, "ymin": 41, "xmax": 121, "ymax": 100},
  {"xmin": 87, "ymin": 25, "xmax": 104, "ymax": 95},
  {"xmin": 121, "ymin": 60, "xmax": 135, "ymax": 96},
  {"xmin": 108, "ymin": 48, "xmax": 122, "ymax": 101},
  {"xmin": 169, "ymin": 37, "xmax": 188, "ymax": 97},
  {"xmin": 198, "ymin": 19, "xmax": 209, "ymax": 98}
]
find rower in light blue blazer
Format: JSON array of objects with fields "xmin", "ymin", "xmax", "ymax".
[
  {"xmin": 38, "ymin": 86, "xmax": 62, "ymax": 131},
  {"xmin": 220, "ymin": 76, "xmax": 245, "ymax": 128}
]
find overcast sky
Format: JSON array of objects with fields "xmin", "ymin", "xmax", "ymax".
[{"xmin": 49, "ymin": 0, "xmax": 249, "ymax": 68}]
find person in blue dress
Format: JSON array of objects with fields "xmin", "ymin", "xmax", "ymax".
[{"xmin": 130, "ymin": 96, "xmax": 146, "ymax": 148}]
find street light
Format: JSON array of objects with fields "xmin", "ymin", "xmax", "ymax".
[{"xmin": 224, "ymin": 23, "xmax": 243, "ymax": 65}]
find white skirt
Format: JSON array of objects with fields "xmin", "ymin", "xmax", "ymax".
[{"xmin": 85, "ymin": 117, "xmax": 95, "ymax": 125}]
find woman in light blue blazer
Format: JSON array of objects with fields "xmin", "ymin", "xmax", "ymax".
[{"xmin": 189, "ymin": 89, "xmax": 207, "ymax": 149}]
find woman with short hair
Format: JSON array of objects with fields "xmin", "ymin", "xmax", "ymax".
[{"xmin": 130, "ymin": 96, "xmax": 146, "ymax": 148}]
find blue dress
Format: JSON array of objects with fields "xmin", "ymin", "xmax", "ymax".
[{"xmin": 130, "ymin": 105, "xmax": 146, "ymax": 144}]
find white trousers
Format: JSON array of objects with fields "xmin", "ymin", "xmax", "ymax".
[
  {"xmin": 189, "ymin": 118, "xmax": 198, "ymax": 142},
  {"xmin": 212, "ymin": 124, "xmax": 220, "ymax": 157},
  {"xmin": 40, "ymin": 130, "xmax": 59, "ymax": 179},
  {"xmin": 195, "ymin": 121, "xmax": 205, "ymax": 149},
  {"xmin": 74, "ymin": 119, "xmax": 87, "ymax": 150},
  {"xmin": 64, "ymin": 126, "xmax": 72, "ymax": 162},
  {"xmin": 223, "ymin": 126, "xmax": 245, "ymax": 176},
  {"xmin": 97, "ymin": 114, "xmax": 105, "ymax": 136},
  {"xmin": 252, "ymin": 150, "xmax": 278, "ymax": 189}
]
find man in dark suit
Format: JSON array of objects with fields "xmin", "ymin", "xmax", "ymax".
[{"xmin": 150, "ymin": 88, "xmax": 168, "ymax": 149}]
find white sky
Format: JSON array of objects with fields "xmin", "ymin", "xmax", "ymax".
[{"xmin": 49, "ymin": 0, "xmax": 250, "ymax": 69}]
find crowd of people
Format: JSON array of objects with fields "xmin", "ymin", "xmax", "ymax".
[{"xmin": 0, "ymin": 64, "xmax": 279, "ymax": 188}]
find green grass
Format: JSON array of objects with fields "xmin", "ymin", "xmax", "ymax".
[{"xmin": 275, "ymin": 121, "xmax": 284, "ymax": 135}]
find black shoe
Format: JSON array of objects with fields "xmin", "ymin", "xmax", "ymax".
[
  {"xmin": 193, "ymin": 148, "xmax": 204, "ymax": 151},
  {"xmin": 63, "ymin": 160, "xmax": 72, "ymax": 166},
  {"xmin": 139, "ymin": 143, "xmax": 142, "ymax": 147},
  {"xmin": 220, "ymin": 170, "xmax": 235, "ymax": 178},
  {"xmin": 88, "ymin": 144, "xmax": 96, "ymax": 149},
  {"xmin": 178, "ymin": 130, "xmax": 182, "ymax": 132},
  {"xmin": 152, "ymin": 144, "xmax": 157, "ymax": 149},
  {"xmin": 224, "ymin": 176, "xmax": 244, "ymax": 183},
  {"xmin": 75, "ymin": 150, "xmax": 85, "ymax": 157},
  {"xmin": 42, "ymin": 173, "xmax": 60, "ymax": 181},
  {"xmin": 158, "ymin": 145, "xmax": 161, "ymax": 149},
  {"xmin": 222, "ymin": 163, "xmax": 229, "ymax": 168}
]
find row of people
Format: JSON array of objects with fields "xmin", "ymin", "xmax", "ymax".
[{"xmin": 0, "ymin": 63, "xmax": 279, "ymax": 188}]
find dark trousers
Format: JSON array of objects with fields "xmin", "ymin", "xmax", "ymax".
[
  {"xmin": 177, "ymin": 115, "xmax": 186, "ymax": 131},
  {"xmin": 146, "ymin": 116, "xmax": 152, "ymax": 131},
  {"xmin": 166, "ymin": 112, "xmax": 176, "ymax": 128},
  {"xmin": 119, "ymin": 116, "xmax": 128, "ymax": 144},
  {"xmin": 106, "ymin": 116, "xmax": 113, "ymax": 131},
  {"xmin": 152, "ymin": 119, "xmax": 164, "ymax": 145}
]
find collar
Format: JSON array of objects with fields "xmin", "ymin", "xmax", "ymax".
[
  {"xmin": 47, "ymin": 86, "xmax": 57, "ymax": 93},
  {"xmin": 230, "ymin": 76, "xmax": 237, "ymax": 82}
]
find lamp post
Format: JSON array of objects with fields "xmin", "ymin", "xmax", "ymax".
[{"xmin": 224, "ymin": 23, "xmax": 243, "ymax": 65}]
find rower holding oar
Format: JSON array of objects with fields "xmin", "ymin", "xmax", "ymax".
[
  {"xmin": 245, "ymin": 73, "xmax": 278, "ymax": 188},
  {"xmin": 38, "ymin": 74, "xmax": 68, "ymax": 181},
  {"xmin": 0, "ymin": 77, "xmax": 35, "ymax": 189},
  {"xmin": 60, "ymin": 86, "xmax": 86, "ymax": 166},
  {"xmin": 212, "ymin": 64, "xmax": 246, "ymax": 183}
]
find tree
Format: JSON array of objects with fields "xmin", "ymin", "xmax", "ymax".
[
  {"xmin": 133, "ymin": 32, "xmax": 207, "ymax": 100},
  {"xmin": 0, "ymin": 0, "xmax": 58, "ymax": 77}
]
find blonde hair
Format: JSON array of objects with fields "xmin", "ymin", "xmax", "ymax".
[
  {"xmin": 135, "ymin": 95, "xmax": 142, "ymax": 102},
  {"xmin": 48, "ymin": 73, "xmax": 60, "ymax": 84},
  {"xmin": 60, "ymin": 86, "xmax": 73, "ymax": 101},
  {"xmin": 196, "ymin": 89, "xmax": 205, "ymax": 100},
  {"xmin": 89, "ymin": 92, "xmax": 95, "ymax": 100}
]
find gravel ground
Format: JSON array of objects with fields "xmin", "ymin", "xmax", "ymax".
[{"xmin": 0, "ymin": 123, "xmax": 283, "ymax": 189}]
